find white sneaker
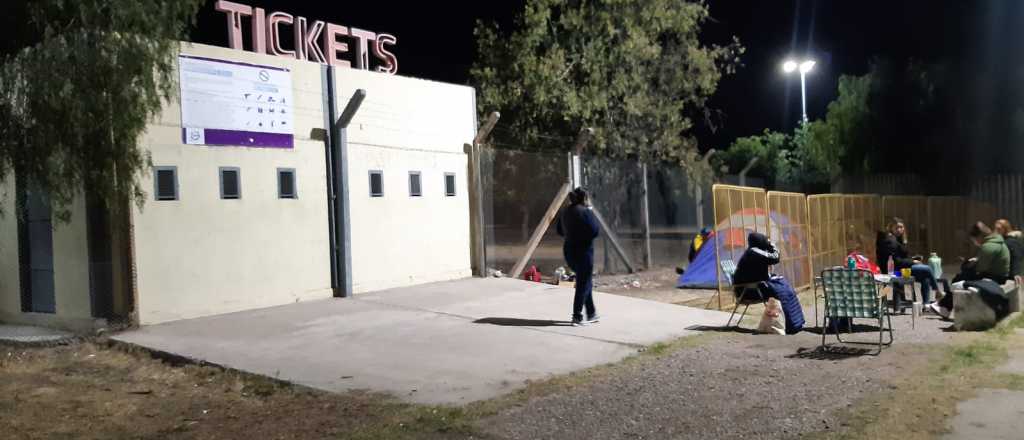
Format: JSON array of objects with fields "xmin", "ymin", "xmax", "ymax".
[
  {"xmin": 571, "ymin": 317, "xmax": 586, "ymax": 326},
  {"xmin": 928, "ymin": 303, "xmax": 950, "ymax": 319},
  {"xmin": 585, "ymin": 314, "xmax": 601, "ymax": 324}
]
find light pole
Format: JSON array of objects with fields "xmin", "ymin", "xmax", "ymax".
[{"xmin": 783, "ymin": 59, "xmax": 815, "ymax": 124}]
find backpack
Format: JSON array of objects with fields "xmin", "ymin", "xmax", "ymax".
[
  {"xmin": 847, "ymin": 252, "xmax": 881, "ymax": 274},
  {"xmin": 523, "ymin": 265, "xmax": 542, "ymax": 283}
]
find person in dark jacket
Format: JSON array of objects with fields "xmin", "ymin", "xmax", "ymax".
[
  {"xmin": 875, "ymin": 217, "xmax": 941, "ymax": 306},
  {"xmin": 995, "ymin": 219, "xmax": 1024, "ymax": 278},
  {"xmin": 556, "ymin": 187, "xmax": 601, "ymax": 326},
  {"xmin": 731, "ymin": 232, "xmax": 780, "ymax": 287},
  {"xmin": 731, "ymin": 231, "xmax": 804, "ymax": 333}
]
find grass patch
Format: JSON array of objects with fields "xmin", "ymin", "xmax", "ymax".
[
  {"xmin": 942, "ymin": 340, "xmax": 1005, "ymax": 373},
  {"xmin": 808, "ymin": 313, "xmax": 1024, "ymax": 440}
]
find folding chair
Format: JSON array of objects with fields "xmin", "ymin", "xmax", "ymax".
[
  {"xmin": 721, "ymin": 259, "xmax": 769, "ymax": 328},
  {"xmin": 820, "ymin": 268, "xmax": 894, "ymax": 354}
]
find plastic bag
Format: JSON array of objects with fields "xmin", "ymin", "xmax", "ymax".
[{"xmin": 757, "ymin": 298, "xmax": 786, "ymax": 335}]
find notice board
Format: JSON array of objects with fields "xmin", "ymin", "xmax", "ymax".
[{"xmin": 178, "ymin": 55, "xmax": 294, "ymax": 148}]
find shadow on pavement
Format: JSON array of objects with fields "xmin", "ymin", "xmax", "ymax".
[
  {"xmin": 474, "ymin": 317, "xmax": 574, "ymax": 327},
  {"xmin": 685, "ymin": 325, "xmax": 758, "ymax": 335}
]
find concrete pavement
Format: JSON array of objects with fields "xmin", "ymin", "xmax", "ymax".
[
  {"xmin": 113, "ymin": 278, "xmax": 729, "ymax": 404},
  {"xmin": 0, "ymin": 324, "xmax": 75, "ymax": 344},
  {"xmin": 943, "ymin": 329, "xmax": 1024, "ymax": 440}
]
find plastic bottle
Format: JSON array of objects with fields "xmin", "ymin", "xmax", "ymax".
[
  {"xmin": 847, "ymin": 255, "xmax": 857, "ymax": 270},
  {"xmin": 928, "ymin": 252, "xmax": 943, "ymax": 279},
  {"xmin": 887, "ymin": 256, "xmax": 895, "ymax": 276}
]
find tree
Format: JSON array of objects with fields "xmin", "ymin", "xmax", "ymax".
[
  {"xmin": 0, "ymin": 0, "xmax": 203, "ymax": 221},
  {"xmin": 721, "ymin": 67, "xmax": 885, "ymax": 191},
  {"xmin": 471, "ymin": 0, "xmax": 742, "ymax": 193}
]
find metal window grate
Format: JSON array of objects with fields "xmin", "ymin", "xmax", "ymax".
[
  {"xmin": 220, "ymin": 167, "xmax": 241, "ymax": 199},
  {"xmin": 445, "ymin": 173, "xmax": 456, "ymax": 197},
  {"xmin": 278, "ymin": 169, "xmax": 296, "ymax": 199},
  {"xmin": 155, "ymin": 166, "xmax": 178, "ymax": 201},
  {"xmin": 409, "ymin": 171, "xmax": 422, "ymax": 197},
  {"xmin": 369, "ymin": 170, "xmax": 383, "ymax": 197}
]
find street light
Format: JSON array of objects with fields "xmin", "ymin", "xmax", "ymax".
[{"xmin": 782, "ymin": 59, "xmax": 815, "ymax": 124}]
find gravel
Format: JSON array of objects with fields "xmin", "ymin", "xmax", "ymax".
[{"xmin": 481, "ymin": 302, "xmax": 954, "ymax": 440}]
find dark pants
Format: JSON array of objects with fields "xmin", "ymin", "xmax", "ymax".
[
  {"xmin": 565, "ymin": 246, "xmax": 596, "ymax": 321},
  {"xmin": 938, "ymin": 278, "xmax": 955, "ymax": 309},
  {"xmin": 939, "ymin": 266, "xmax": 1006, "ymax": 309}
]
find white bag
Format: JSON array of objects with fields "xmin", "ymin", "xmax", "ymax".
[{"xmin": 757, "ymin": 298, "xmax": 786, "ymax": 335}]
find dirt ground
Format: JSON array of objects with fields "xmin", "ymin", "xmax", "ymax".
[
  {"xmin": 1, "ymin": 284, "xmax": 1015, "ymax": 440},
  {"xmin": 0, "ymin": 342, "xmax": 422, "ymax": 440},
  {"xmin": 594, "ymin": 267, "xmax": 717, "ymax": 307}
]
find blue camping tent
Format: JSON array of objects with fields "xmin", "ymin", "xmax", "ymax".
[{"xmin": 677, "ymin": 233, "xmax": 727, "ymax": 289}]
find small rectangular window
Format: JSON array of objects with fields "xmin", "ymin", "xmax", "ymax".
[
  {"xmin": 278, "ymin": 168, "xmax": 297, "ymax": 199},
  {"xmin": 154, "ymin": 166, "xmax": 178, "ymax": 201},
  {"xmin": 369, "ymin": 170, "xmax": 383, "ymax": 197},
  {"xmin": 444, "ymin": 173, "xmax": 456, "ymax": 197},
  {"xmin": 220, "ymin": 167, "xmax": 241, "ymax": 200},
  {"xmin": 409, "ymin": 171, "xmax": 422, "ymax": 197}
]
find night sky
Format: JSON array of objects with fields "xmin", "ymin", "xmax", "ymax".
[{"xmin": 190, "ymin": 1, "xmax": 1019, "ymax": 156}]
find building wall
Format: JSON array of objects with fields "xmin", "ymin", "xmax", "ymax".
[
  {"xmin": 334, "ymin": 69, "xmax": 475, "ymax": 293},
  {"xmin": 132, "ymin": 43, "xmax": 333, "ymax": 325},
  {"xmin": 132, "ymin": 43, "xmax": 475, "ymax": 324},
  {"xmin": 0, "ymin": 179, "xmax": 96, "ymax": 331}
]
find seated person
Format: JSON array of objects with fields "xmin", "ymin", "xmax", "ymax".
[
  {"xmin": 689, "ymin": 227, "xmax": 711, "ymax": 264},
  {"xmin": 732, "ymin": 231, "xmax": 804, "ymax": 334},
  {"xmin": 930, "ymin": 221, "xmax": 1010, "ymax": 318},
  {"xmin": 995, "ymin": 219, "xmax": 1024, "ymax": 278},
  {"xmin": 875, "ymin": 217, "xmax": 941, "ymax": 307},
  {"xmin": 732, "ymin": 231, "xmax": 780, "ymax": 289},
  {"xmin": 677, "ymin": 227, "xmax": 711, "ymax": 275}
]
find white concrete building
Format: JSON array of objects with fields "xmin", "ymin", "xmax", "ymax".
[{"xmin": 0, "ymin": 42, "xmax": 476, "ymax": 330}]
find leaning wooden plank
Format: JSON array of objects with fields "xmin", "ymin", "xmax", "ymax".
[
  {"xmin": 590, "ymin": 208, "xmax": 635, "ymax": 273},
  {"xmin": 511, "ymin": 182, "xmax": 573, "ymax": 278}
]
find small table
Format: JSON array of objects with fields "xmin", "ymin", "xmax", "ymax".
[{"xmin": 873, "ymin": 274, "xmax": 918, "ymax": 313}]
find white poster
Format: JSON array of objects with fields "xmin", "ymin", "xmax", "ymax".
[{"xmin": 178, "ymin": 55, "xmax": 294, "ymax": 148}]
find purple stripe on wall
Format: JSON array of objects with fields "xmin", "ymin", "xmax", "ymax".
[{"xmin": 182, "ymin": 128, "xmax": 294, "ymax": 149}]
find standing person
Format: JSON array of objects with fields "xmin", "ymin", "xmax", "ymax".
[
  {"xmin": 875, "ymin": 217, "xmax": 941, "ymax": 307},
  {"xmin": 930, "ymin": 221, "xmax": 1010, "ymax": 318},
  {"xmin": 995, "ymin": 219, "xmax": 1024, "ymax": 278},
  {"xmin": 556, "ymin": 187, "xmax": 601, "ymax": 326}
]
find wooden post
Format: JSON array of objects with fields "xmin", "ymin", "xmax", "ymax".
[
  {"xmin": 510, "ymin": 128, "xmax": 594, "ymax": 279},
  {"xmin": 468, "ymin": 112, "xmax": 499, "ymax": 277},
  {"xmin": 511, "ymin": 183, "xmax": 572, "ymax": 278},
  {"xmin": 590, "ymin": 208, "xmax": 635, "ymax": 273},
  {"xmin": 640, "ymin": 162, "xmax": 652, "ymax": 269},
  {"xmin": 695, "ymin": 186, "xmax": 704, "ymax": 230}
]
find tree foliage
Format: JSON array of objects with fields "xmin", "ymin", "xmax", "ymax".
[
  {"xmin": 0, "ymin": 0, "xmax": 203, "ymax": 220},
  {"xmin": 471, "ymin": 0, "xmax": 742, "ymax": 191},
  {"xmin": 721, "ymin": 63, "xmax": 899, "ymax": 190}
]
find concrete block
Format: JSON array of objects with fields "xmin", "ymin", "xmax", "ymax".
[
  {"xmin": 1008, "ymin": 279, "xmax": 1022, "ymax": 314},
  {"xmin": 954, "ymin": 289, "xmax": 998, "ymax": 331}
]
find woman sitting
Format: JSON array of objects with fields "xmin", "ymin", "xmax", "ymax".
[{"xmin": 875, "ymin": 217, "xmax": 941, "ymax": 308}]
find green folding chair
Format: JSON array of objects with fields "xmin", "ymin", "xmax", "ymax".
[{"xmin": 820, "ymin": 268, "xmax": 894, "ymax": 354}]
